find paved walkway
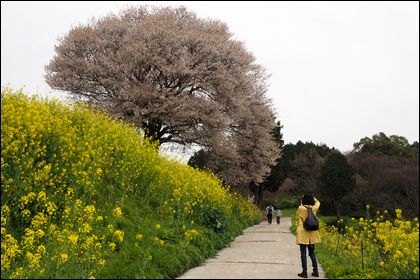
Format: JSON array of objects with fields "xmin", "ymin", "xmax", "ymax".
[{"xmin": 178, "ymin": 217, "xmax": 326, "ymax": 279}]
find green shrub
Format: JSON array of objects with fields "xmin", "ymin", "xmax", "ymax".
[{"xmin": 276, "ymin": 197, "xmax": 300, "ymax": 209}]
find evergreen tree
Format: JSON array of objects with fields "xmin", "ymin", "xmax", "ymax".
[{"xmin": 318, "ymin": 152, "xmax": 356, "ymax": 219}]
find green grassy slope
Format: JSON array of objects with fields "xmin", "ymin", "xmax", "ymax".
[{"xmin": 1, "ymin": 88, "xmax": 260, "ymax": 279}]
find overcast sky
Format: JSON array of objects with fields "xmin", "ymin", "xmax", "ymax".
[{"xmin": 2, "ymin": 1, "xmax": 419, "ymax": 153}]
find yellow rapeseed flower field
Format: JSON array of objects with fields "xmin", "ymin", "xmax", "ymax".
[
  {"xmin": 317, "ymin": 208, "xmax": 419, "ymax": 279},
  {"xmin": 1, "ymin": 88, "xmax": 259, "ymax": 278}
]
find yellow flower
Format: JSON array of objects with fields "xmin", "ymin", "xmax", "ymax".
[
  {"xmin": 75, "ymin": 199, "xmax": 83, "ymax": 207},
  {"xmin": 31, "ymin": 213, "xmax": 47, "ymax": 229},
  {"xmin": 394, "ymin": 250, "xmax": 403, "ymax": 258},
  {"xmin": 113, "ymin": 230, "xmax": 124, "ymax": 242},
  {"xmin": 98, "ymin": 259, "xmax": 106, "ymax": 267},
  {"xmin": 1, "ymin": 205, "xmax": 10, "ymax": 218},
  {"xmin": 109, "ymin": 242, "xmax": 116, "ymax": 252},
  {"xmin": 60, "ymin": 253, "xmax": 68, "ymax": 263},
  {"xmin": 136, "ymin": 233, "xmax": 143, "ymax": 241},
  {"xmin": 25, "ymin": 251, "xmax": 42, "ymax": 268},
  {"xmin": 82, "ymin": 236, "xmax": 96, "ymax": 250},
  {"xmin": 66, "ymin": 188, "xmax": 74, "ymax": 197},
  {"xmin": 37, "ymin": 191, "xmax": 47, "ymax": 203},
  {"xmin": 37, "ymin": 245, "xmax": 46, "ymax": 255},
  {"xmin": 155, "ymin": 224, "xmax": 161, "ymax": 230},
  {"xmin": 21, "ymin": 209, "xmax": 31, "ymax": 218},
  {"xmin": 184, "ymin": 229, "xmax": 200, "ymax": 241},
  {"xmin": 1, "ymin": 216, "xmax": 6, "ymax": 227},
  {"xmin": 63, "ymin": 207, "xmax": 71, "ymax": 219},
  {"xmin": 10, "ymin": 267, "xmax": 24, "ymax": 278},
  {"xmin": 46, "ymin": 201, "xmax": 57, "ymax": 216},
  {"xmin": 84, "ymin": 205, "xmax": 96, "ymax": 215},
  {"xmin": 68, "ymin": 234, "xmax": 78, "ymax": 246},
  {"xmin": 395, "ymin": 209, "xmax": 403, "ymax": 219},
  {"xmin": 81, "ymin": 223, "xmax": 92, "ymax": 233},
  {"xmin": 113, "ymin": 207, "xmax": 123, "ymax": 218}
]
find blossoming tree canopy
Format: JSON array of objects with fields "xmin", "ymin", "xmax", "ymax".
[{"xmin": 45, "ymin": 6, "xmax": 280, "ymax": 188}]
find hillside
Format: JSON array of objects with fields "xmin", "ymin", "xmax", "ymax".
[{"xmin": 1, "ymin": 88, "xmax": 260, "ymax": 278}]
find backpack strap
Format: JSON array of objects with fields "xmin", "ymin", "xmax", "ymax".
[{"xmin": 300, "ymin": 206, "xmax": 310, "ymax": 224}]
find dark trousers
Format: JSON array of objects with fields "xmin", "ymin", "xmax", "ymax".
[
  {"xmin": 267, "ymin": 214, "xmax": 272, "ymax": 224},
  {"xmin": 276, "ymin": 216, "xmax": 280, "ymax": 224},
  {"xmin": 299, "ymin": 244, "xmax": 318, "ymax": 272}
]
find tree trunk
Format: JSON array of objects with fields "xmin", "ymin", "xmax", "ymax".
[
  {"xmin": 336, "ymin": 201, "xmax": 341, "ymax": 221},
  {"xmin": 257, "ymin": 186, "xmax": 263, "ymax": 209},
  {"xmin": 251, "ymin": 184, "xmax": 264, "ymax": 209}
]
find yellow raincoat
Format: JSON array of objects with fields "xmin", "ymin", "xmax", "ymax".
[{"xmin": 296, "ymin": 197, "xmax": 321, "ymax": 245}]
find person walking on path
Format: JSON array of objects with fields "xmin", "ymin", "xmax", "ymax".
[
  {"xmin": 296, "ymin": 194, "xmax": 321, "ymax": 278},
  {"xmin": 266, "ymin": 204, "xmax": 274, "ymax": 224},
  {"xmin": 275, "ymin": 207, "xmax": 282, "ymax": 224}
]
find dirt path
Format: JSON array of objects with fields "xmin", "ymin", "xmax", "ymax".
[{"xmin": 178, "ymin": 217, "xmax": 326, "ymax": 279}]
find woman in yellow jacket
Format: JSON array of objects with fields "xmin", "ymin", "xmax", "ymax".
[{"xmin": 296, "ymin": 194, "xmax": 320, "ymax": 278}]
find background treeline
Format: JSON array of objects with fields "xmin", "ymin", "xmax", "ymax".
[{"xmin": 258, "ymin": 132, "xmax": 419, "ymax": 218}]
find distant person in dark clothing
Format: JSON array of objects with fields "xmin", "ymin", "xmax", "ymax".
[{"xmin": 266, "ymin": 204, "xmax": 274, "ymax": 224}]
